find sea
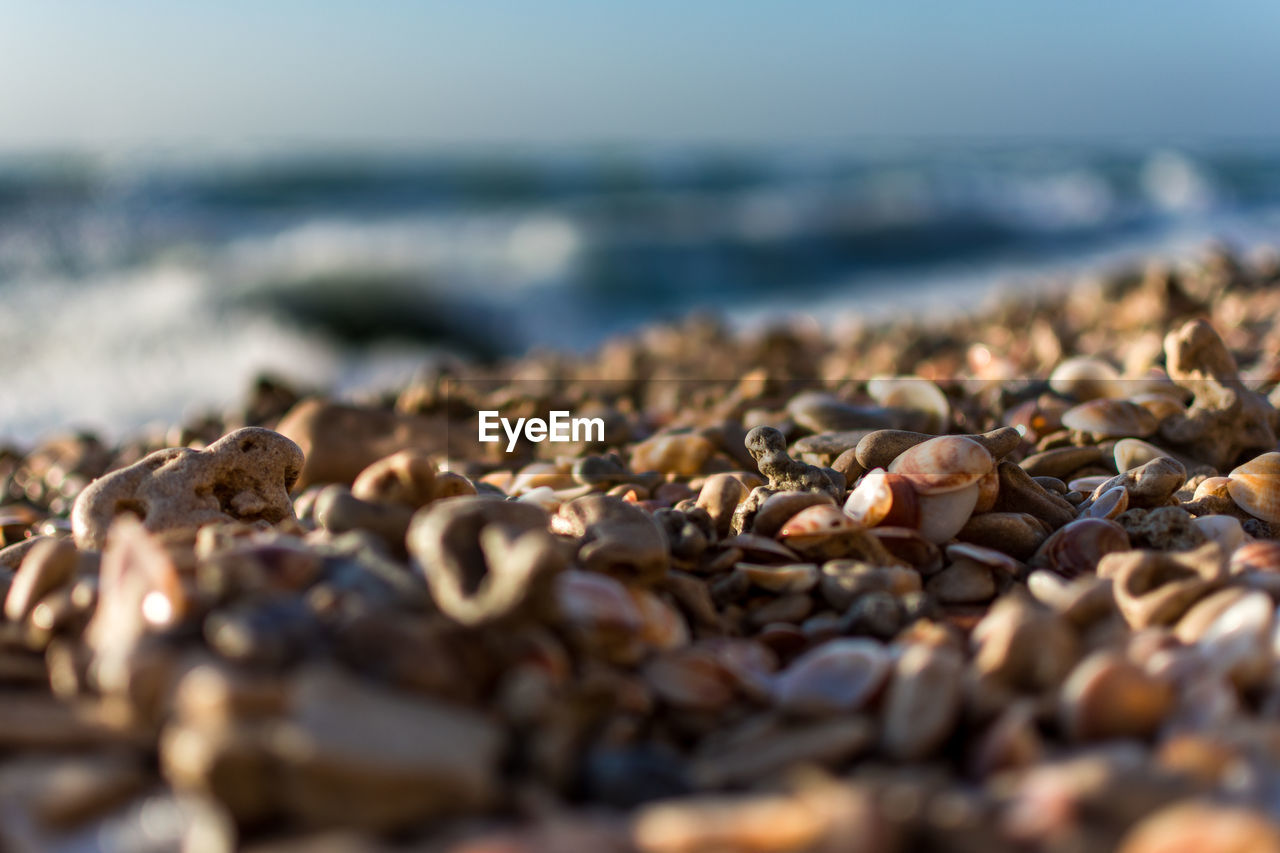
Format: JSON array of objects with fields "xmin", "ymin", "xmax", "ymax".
[{"xmin": 2, "ymin": 140, "xmax": 1280, "ymax": 444}]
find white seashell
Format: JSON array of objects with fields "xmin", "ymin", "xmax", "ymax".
[
  {"xmin": 1067, "ymin": 475, "xmax": 1112, "ymax": 493},
  {"xmin": 916, "ymin": 483, "xmax": 980, "ymax": 544},
  {"xmin": 888, "ymin": 435, "xmax": 993, "ymax": 496},
  {"xmin": 1049, "ymin": 357, "xmax": 1120, "ymax": 401},
  {"xmin": 1113, "ymin": 438, "xmax": 1169, "ymax": 473},
  {"xmin": 1192, "ymin": 515, "xmax": 1248, "ymax": 553},
  {"xmin": 516, "ymin": 486, "xmax": 563, "ymax": 512},
  {"xmin": 867, "ymin": 376, "xmax": 950, "ymax": 434}
]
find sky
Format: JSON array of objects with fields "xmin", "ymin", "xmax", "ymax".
[{"xmin": 2, "ymin": 0, "xmax": 1279, "ymax": 150}]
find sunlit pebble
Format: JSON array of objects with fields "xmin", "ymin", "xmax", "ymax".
[
  {"xmin": 968, "ymin": 344, "xmax": 993, "ymax": 372},
  {"xmin": 142, "ymin": 591, "xmax": 175, "ymax": 627},
  {"xmin": 30, "ymin": 602, "xmax": 57, "ymax": 632}
]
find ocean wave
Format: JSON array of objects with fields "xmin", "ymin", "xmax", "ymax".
[{"xmin": 2, "ymin": 142, "xmax": 1280, "ymax": 440}]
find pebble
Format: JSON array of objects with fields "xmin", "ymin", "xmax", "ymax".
[
  {"xmin": 272, "ymin": 666, "xmax": 502, "ymax": 829},
  {"xmin": 771, "ymin": 638, "xmax": 891, "ymax": 716},
  {"xmin": 5, "ymin": 536, "xmax": 77, "ymax": 621},
  {"xmin": 881, "ymin": 643, "xmax": 964, "ymax": 760}
]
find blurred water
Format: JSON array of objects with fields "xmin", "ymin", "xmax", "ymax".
[{"xmin": 2, "ymin": 141, "xmax": 1280, "ymax": 442}]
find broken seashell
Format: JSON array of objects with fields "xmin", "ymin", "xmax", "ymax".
[
  {"xmin": 407, "ymin": 497, "xmax": 565, "ymax": 627},
  {"xmin": 843, "ymin": 469, "xmax": 919, "ymax": 528},
  {"xmin": 735, "ymin": 563, "xmax": 819, "ymax": 594},
  {"xmin": 1067, "ymin": 475, "xmax": 1112, "ymax": 494},
  {"xmin": 946, "ymin": 542, "xmax": 1022, "ymax": 576},
  {"xmin": 1080, "ymin": 485, "xmax": 1129, "ymax": 520},
  {"xmin": 1193, "ymin": 476, "xmax": 1232, "ymax": 502},
  {"xmin": 916, "ymin": 484, "xmax": 981, "ymax": 544}
]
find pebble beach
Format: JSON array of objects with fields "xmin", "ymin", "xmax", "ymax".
[{"xmin": 5, "ymin": 245, "xmax": 1280, "ymax": 852}]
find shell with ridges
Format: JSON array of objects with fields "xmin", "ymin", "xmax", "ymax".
[
  {"xmin": 888, "ymin": 435, "xmax": 994, "ymax": 496},
  {"xmin": 1227, "ymin": 451, "xmax": 1280, "ymax": 524},
  {"xmin": 1031, "ymin": 517, "xmax": 1130, "ymax": 579},
  {"xmin": 1081, "ymin": 485, "xmax": 1129, "ymax": 520},
  {"xmin": 1229, "ymin": 540, "xmax": 1280, "ymax": 575}
]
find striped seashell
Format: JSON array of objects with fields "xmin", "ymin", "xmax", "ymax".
[{"xmin": 1227, "ymin": 452, "xmax": 1280, "ymax": 524}]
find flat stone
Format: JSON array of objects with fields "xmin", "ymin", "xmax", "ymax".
[{"xmin": 272, "ymin": 666, "xmax": 503, "ymax": 830}]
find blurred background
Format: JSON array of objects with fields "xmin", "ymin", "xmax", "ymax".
[{"xmin": 2, "ymin": 1, "xmax": 1279, "ymax": 441}]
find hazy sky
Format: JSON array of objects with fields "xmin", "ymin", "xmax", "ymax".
[{"xmin": 3, "ymin": 0, "xmax": 1279, "ymax": 150}]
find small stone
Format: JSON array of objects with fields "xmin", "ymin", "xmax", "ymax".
[
  {"xmin": 1117, "ymin": 506, "xmax": 1205, "ymax": 551},
  {"xmin": 925, "ymin": 560, "xmax": 995, "ymax": 604},
  {"xmin": 881, "ymin": 643, "xmax": 963, "ymax": 760},
  {"xmin": 1118, "ymin": 801, "xmax": 1280, "ymax": 853},
  {"xmin": 956, "ymin": 512, "xmax": 1049, "ymax": 561},
  {"xmin": 630, "ymin": 434, "xmax": 717, "ymax": 478},
  {"xmin": 772, "ymin": 638, "xmax": 891, "ymax": 716},
  {"xmin": 1020, "ymin": 446, "xmax": 1106, "ymax": 480},
  {"xmin": 276, "ymin": 400, "xmax": 446, "ymax": 491},
  {"xmin": 552, "ymin": 495, "xmax": 669, "ymax": 585},
  {"xmin": 1059, "ymin": 651, "xmax": 1174, "ymax": 741},
  {"xmin": 5, "ymin": 536, "xmax": 77, "ymax": 622},
  {"xmin": 350, "ymin": 450, "xmax": 438, "ymax": 509},
  {"xmin": 272, "ymin": 666, "xmax": 503, "ymax": 830},
  {"xmin": 692, "ymin": 717, "xmax": 874, "ymax": 789}
]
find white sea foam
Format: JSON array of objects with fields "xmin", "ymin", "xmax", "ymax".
[{"xmin": 0, "ymin": 264, "xmax": 431, "ymax": 444}]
